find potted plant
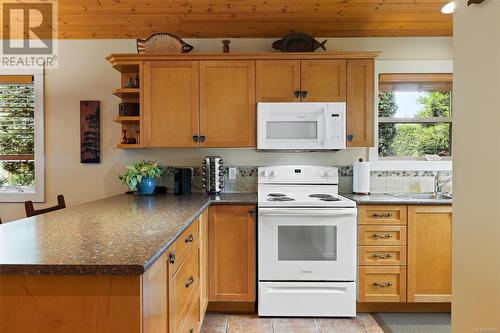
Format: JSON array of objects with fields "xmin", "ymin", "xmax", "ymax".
[{"xmin": 119, "ymin": 160, "xmax": 165, "ymax": 195}]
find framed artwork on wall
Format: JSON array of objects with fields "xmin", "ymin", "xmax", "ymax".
[{"xmin": 80, "ymin": 100, "xmax": 100, "ymax": 163}]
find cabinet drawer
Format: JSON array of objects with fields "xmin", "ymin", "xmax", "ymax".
[
  {"xmin": 168, "ymin": 219, "xmax": 199, "ymax": 274},
  {"xmin": 178, "ymin": 289, "xmax": 201, "ymax": 333},
  {"xmin": 172, "ymin": 242, "xmax": 200, "ymax": 330},
  {"xmin": 359, "ymin": 205, "xmax": 407, "ymax": 225},
  {"xmin": 358, "ymin": 246, "xmax": 407, "ymax": 266},
  {"xmin": 358, "ymin": 226, "xmax": 407, "ymax": 246},
  {"xmin": 358, "ymin": 266, "xmax": 406, "ymax": 302}
]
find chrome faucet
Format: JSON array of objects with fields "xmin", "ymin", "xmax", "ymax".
[{"xmin": 435, "ymin": 175, "xmax": 453, "ymax": 194}]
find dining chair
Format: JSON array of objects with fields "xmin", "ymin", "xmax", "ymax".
[{"xmin": 25, "ymin": 195, "xmax": 66, "ymax": 217}]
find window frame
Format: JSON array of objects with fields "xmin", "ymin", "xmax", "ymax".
[
  {"xmin": 369, "ymin": 60, "xmax": 453, "ymax": 171},
  {"xmin": 0, "ymin": 69, "xmax": 45, "ymax": 203}
]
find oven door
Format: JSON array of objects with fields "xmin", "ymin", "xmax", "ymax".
[
  {"xmin": 258, "ymin": 207, "xmax": 357, "ymax": 281},
  {"xmin": 257, "ymin": 103, "xmax": 328, "ymax": 150}
]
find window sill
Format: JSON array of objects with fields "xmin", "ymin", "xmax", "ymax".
[{"xmin": 0, "ymin": 189, "xmax": 44, "ymax": 203}]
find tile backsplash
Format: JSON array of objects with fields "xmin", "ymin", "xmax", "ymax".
[{"xmin": 158, "ymin": 165, "xmax": 452, "ymax": 194}]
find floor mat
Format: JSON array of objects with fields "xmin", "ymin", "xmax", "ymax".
[{"xmin": 373, "ymin": 313, "xmax": 451, "ymax": 333}]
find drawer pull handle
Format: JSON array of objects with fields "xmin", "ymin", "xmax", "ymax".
[
  {"xmin": 372, "ymin": 233, "xmax": 393, "ymax": 239},
  {"xmin": 185, "ymin": 276, "xmax": 195, "ymax": 288},
  {"xmin": 372, "ymin": 253, "xmax": 393, "ymax": 259},
  {"xmin": 169, "ymin": 250, "xmax": 176, "ymax": 264},
  {"xmin": 372, "ymin": 213, "xmax": 393, "ymax": 218},
  {"xmin": 185, "ymin": 233, "xmax": 194, "ymax": 243},
  {"xmin": 189, "ymin": 329, "xmax": 194, "ymax": 333},
  {"xmin": 373, "ymin": 282, "xmax": 393, "ymax": 288}
]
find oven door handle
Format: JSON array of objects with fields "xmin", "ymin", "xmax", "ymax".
[{"xmin": 258, "ymin": 208, "xmax": 357, "ymax": 217}]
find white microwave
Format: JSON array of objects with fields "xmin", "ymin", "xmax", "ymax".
[{"xmin": 257, "ymin": 102, "xmax": 346, "ymax": 151}]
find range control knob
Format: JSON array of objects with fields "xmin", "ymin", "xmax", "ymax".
[{"xmin": 262, "ymin": 170, "xmax": 270, "ymax": 177}]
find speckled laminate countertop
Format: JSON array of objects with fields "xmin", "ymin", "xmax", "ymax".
[
  {"xmin": 341, "ymin": 193, "xmax": 452, "ymax": 205},
  {"xmin": 0, "ymin": 193, "xmax": 256, "ymax": 276}
]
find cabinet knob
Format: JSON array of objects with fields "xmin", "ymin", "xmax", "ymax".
[
  {"xmin": 248, "ymin": 209, "xmax": 256, "ymax": 217},
  {"xmin": 373, "ymin": 282, "xmax": 393, "ymax": 288},
  {"xmin": 185, "ymin": 233, "xmax": 194, "ymax": 243},
  {"xmin": 372, "ymin": 233, "xmax": 393, "ymax": 239},
  {"xmin": 372, "ymin": 253, "xmax": 393, "ymax": 259},
  {"xmin": 294, "ymin": 90, "xmax": 301, "ymax": 98},
  {"xmin": 347, "ymin": 135, "xmax": 353, "ymax": 142},
  {"xmin": 372, "ymin": 213, "xmax": 393, "ymax": 218},
  {"xmin": 185, "ymin": 276, "xmax": 195, "ymax": 288},
  {"xmin": 169, "ymin": 250, "xmax": 176, "ymax": 264},
  {"xmin": 300, "ymin": 91, "xmax": 308, "ymax": 98},
  {"xmin": 192, "ymin": 135, "xmax": 199, "ymax": 142},
  {"xmin": 199, "ymin": 135, "xmax": 206, "ymax": 142}
]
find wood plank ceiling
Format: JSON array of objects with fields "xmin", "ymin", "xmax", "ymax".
[{"xmin": 59, "ymin": 0, "xmax": 452, "ymax": 38}]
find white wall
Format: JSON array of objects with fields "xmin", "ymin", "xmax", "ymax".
[
  {"xmin": 452, "ymin": 2, "xmax": 500, "ymax": 331},
  {"xmin": 0, "ymin": 37, "xmax": 452, "ymax": 222}
]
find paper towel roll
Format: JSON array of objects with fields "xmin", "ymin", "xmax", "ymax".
[{"xmin": 353, "ymin": 160, "xmax": 370, "ymax": 194}]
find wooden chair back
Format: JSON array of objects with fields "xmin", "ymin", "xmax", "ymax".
[{"xmin": 25, "ymin": 195, "xmax": 66, "ymax": 217}]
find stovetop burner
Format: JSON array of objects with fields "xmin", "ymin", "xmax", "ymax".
[
  {"xmin": 267, "ymin": 197, "xmax": 295, "ymax": 202},
  {"xmin": 309, "ymin": 194, "xmax": 335, "ymax": 199},
  {"xmin": 319, "ymin": 197, "xmax": 341, "ymax": 202},
  {"xmin": 267, "ymin": 193, "xmax": 286, "ymax": 197}
]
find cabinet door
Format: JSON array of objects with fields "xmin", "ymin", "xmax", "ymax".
[
  {"xmin": 199, "ymin": 61, "xmax": 256, "ymax": 147},
  {"xmin": 300, "ymin": 60, "xmax": 346, "ymax": 102},
  {"xmin": 142, "ymin": 252, "xmax": 168, "ymax": 333},
  {"xmin": 143, "ymin": 61, "xmax": 199, "ymax": 147},
  {"xmin": 256, "ymin": 60, "xmax": 301, "ymax": 102},
  {"xmin": 198, "ymin": 210, "xmax": 209, "ymax": 322},
  {"xmin": 407, "ymin": 205, "xmax": 452, "ymax": 302},
  {"xmin": 346, "ymin": 59, "xmax": 374, "ymax": 147},
  {"xmin": 208, "ymin": 205, "xmax": 256, "ymax": 302}
]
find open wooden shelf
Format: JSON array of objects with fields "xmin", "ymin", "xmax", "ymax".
[
  {"xmin": 116, "ymin": 143, "xmax": 143, "ymax": 149},
  {"xmin": 113, "ymin": 88, "xmax": 140, "ymax": 98},
  {"xmin": 113, "ymin": 116, "xmax": 140, "ymax": 124}
]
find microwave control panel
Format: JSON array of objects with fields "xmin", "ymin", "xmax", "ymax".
[{"xmin": 326, "ymin": 103, "xmax": 346, "ymax": 149}]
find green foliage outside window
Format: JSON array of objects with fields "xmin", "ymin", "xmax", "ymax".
[
  {"xmin": 0, "ymin": 84, "xmax": 35, "ymax": 187},
  {"xmin": 378, "ymin": 91, "xmax": 451, "ymax": 158}
]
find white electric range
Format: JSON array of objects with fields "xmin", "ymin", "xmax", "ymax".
[{"xmin": 257, "ymin": 165, "xmax": 357, "ymax": 317}]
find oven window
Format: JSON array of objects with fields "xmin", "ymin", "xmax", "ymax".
[
  {"xmin": 278, "ymin": 226, "xmax": 337, "ymax": 261},
  {"xmin": 266, "ymin": 121, "xmax": 318, "ymax": 140}
]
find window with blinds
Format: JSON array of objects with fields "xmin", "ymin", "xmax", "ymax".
[
  {"xmin": 0, "ymin": 75, "xmax": 36, "ymax": 193},
  {"xmin": 377, "ymin": 73, "xmax": 453, "ymax": 159}
]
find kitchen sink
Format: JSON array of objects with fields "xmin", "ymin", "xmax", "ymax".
[{"xmin": 391, "ymin": 192, "xmax": 453, "ymax": 200}]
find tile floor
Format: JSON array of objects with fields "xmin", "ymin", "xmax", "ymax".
[{"xmin": 201, "ymin": 313, "xmax": 384, "ymax": 333}]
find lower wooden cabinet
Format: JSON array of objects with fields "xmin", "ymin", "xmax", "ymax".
[
  {"xmin": 357, "ymin": 204, "xmax": 452, "ymax": 306},
  {"xmin": 358, "ymin": 266, "xmax": 407, "ymax": 302},
  {"xmin": 208, "ymin": 205, "xmax": 256, "ymax": 302},
  {"xmin": 407, "ymin": 205, "xmax": 452, "ymax": 302},
  {"xmin": 199, "ymin": 209, "xmax": 209, "ymax": 322}
]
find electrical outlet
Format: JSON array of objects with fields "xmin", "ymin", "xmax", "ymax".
[{"xmin": 228, "ymin": 167, "xmax": 237, "ymax": 180}]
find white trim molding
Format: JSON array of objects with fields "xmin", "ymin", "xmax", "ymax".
[
  {"xmin": 369, "ymin": 60, "xmax": 453, "ymax": 171},
  {"xmin": 0, "ymin": 70, "xmax": 45, "ymax": 202}
]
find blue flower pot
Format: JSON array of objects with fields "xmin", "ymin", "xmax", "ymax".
[{"xmin": 136, "ymin": 177, "xmax": 156, "ymax": 195}]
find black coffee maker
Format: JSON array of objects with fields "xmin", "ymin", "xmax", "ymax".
[{"xmin": 174, "ymin": 168, "xmax": 192, "ymax": 194}]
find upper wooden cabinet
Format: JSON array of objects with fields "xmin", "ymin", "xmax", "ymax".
[
  {"xmin": 256, "ymin": 59, "xmax": 347, "ymax": 102},
  {"xmin": 347, "ymin": 59, "xmax": 374, "ymax": 147},
  {"xmin": 143, "ymin": 61, "xmax": 199, "ymax": 147},
  {"xmin": 208, "ymin": 205, "xmax": 256, "ymax": 302},
  {"xmin": 407, "ymin": 205, "xmax": 452, "ymax": 303},
  {"xmin": 109, "ymin": 52, "xmax": 378, "ymax": 149},
  {"xmin": 301, "ymin": 60, "xmax": 346, "ymax": 102},
  {"xmin": 256, "ymin": 60, "xmax": 301, "ymax": 102},
  {"xmin": 199, "ymin": 61, "xmax": 256, "ymax": 148}
]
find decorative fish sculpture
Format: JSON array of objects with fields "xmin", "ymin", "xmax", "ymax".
[
  {"xmin": 136, "ymin": 33, "xmax": 193, "ymax": 54},
  {"xmin": 272, "ymin": 33, "xmax": 327, "ymax": 52}
]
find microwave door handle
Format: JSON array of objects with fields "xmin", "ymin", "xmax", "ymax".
[{"xmin": 323, "ymin": 108, "xmax": 330, "ymax": 148}]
